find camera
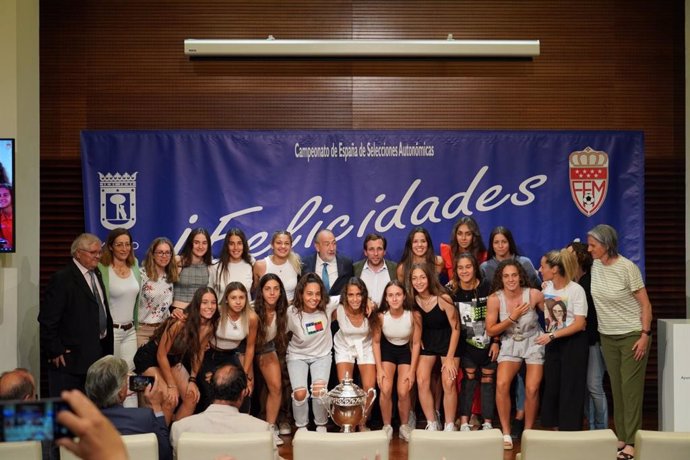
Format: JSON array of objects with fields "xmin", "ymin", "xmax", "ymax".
[{"xmin": 0, "ymin": 398, "xmax": 73, "ymax": 442}]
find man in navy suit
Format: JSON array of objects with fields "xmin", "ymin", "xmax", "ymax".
[
  {"xmin": 39, "ymin": 233, "xmax": 114, "ymax": 396},
  {"xmin": 85, "ymin": 355, "xmax": 172, "ymax": 460},
  {"xmin": 301, "ymin": 229, "xmax": 354, "ymax": 296}
]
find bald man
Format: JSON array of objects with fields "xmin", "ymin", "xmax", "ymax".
[
  {"xmin": 0, "ymin": 368, "xmax": 36, "ymax": 400},
  {"xmin": 301, "ymin": 229, "xmax": 353, "ymax": 296}
]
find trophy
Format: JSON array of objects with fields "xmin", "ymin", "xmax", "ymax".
[{"xmin": 314, "ymin": 372, "xmax": 376, "ymax": 433}]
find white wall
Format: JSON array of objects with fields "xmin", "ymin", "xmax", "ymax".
[{"xmin": 0, "ymin": 0, "xmax": 40, "ymax": 377}]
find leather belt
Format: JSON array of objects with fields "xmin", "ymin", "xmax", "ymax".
[
  {"xmin": 112, "ymin": 322, "xmax": 134, "ymax": 331},
  {"xmin": 139, "ymin": 322, "xmax": 162, "ymax": 327}
]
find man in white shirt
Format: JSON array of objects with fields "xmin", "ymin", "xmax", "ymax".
[
  {"xmin": 353, "ymin": 233, "xmax": 398, "ymax": 306},
  {"xmin": 170, "ymin": 364, "xmax": 279, "ymax": 459}
]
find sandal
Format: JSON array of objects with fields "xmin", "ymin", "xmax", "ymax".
[{"xmin": 503, "ymin": 434, "xmax": 514, "ymax": 450}]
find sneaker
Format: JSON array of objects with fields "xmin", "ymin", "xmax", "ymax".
[
  {"xmin": 460, "ymin": 423, "xmax": 471, "ymax": 432},
  {"xmin": 481, "ymin": 422, "xmax": 493, "ymax": 430},
  {"xmin": 399, "ymin": 424, "xmax": 412, "ymax": 442},
  {"xmin": 408, "ymin": 410, "xmax": 417, "ymax": 428},
  {"xmin": 425, "ymin": 420, "xmax": 439, "ymax": 431},
  {"xmin": 278, "ymin": 422, "xmax": 292, "ymax": 435},
  {"xmin": 296, "ymin": 426, "xmax": 308, "ymax": 434},
  {"xmin": 268, "ymin": 424, "xmax": 285, "ymax": 446},
  {"xmin": 316, "ymin": 425, "xmax": 328, "ymax": 433},
  {"xmin": 382, "ymin": 424, "xmax": 393, "ymax": 441},
  {"xmin": 469, "ymin": 413, "xmax": 481, "ymax": 427},
  {"xmin": 443, "ymin": 422, "xmax": 455, "ymax": 432},
  {"xmin": 272, "ymin": 429, "xmax": 284, "ymax": 446}
]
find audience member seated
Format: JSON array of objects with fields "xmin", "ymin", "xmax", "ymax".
[
  {"xmin": 170, "ymin": 363, "xmax": 278, "ymax": 459},
  {"xmin": 0, "ymin": 368, "xmax": 36, "ymax": 400},
  {"xmin": 84, "ymin": 355, "xmax": 172, "ymax": 460}
]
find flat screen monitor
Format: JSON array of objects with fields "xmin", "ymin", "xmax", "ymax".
[{"xmin": 0, "ymin": 138, "xmax": 15, "ymax": 253}]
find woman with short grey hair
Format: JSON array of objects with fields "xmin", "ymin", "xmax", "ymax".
[{"xmin": 587, "ymin": 224, "xmax": 652, "ymax": 460}]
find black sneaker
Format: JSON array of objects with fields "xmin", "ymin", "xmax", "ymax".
[{"xmin": 511, "ymin": 418, "xmax": 524, "ymax": 439}]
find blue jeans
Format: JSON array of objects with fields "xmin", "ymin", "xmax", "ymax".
[
  {"xmin": 585, "ymin": 343, "xmax": 608, "ymax": 429},
  {"xmin": 515, "ymin": 373, "xmax": 525, "ymax": 412}
]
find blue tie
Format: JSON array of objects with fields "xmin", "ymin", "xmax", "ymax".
[{"xmin": 322, "ymin": 262, "xmax": 331, "ymax": 292}]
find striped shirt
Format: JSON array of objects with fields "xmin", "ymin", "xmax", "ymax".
[{"xmin": 590, "ymin": 256, "xmax": 645, "ymax": 335}]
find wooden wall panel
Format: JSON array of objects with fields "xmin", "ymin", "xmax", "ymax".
[{"xmin": 39, "ymin": 0, "xmax": 685, "ymax": 418}]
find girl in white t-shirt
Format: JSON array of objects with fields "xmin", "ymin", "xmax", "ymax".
[
  {"xmin": 535, "ymin": 248, "xmax": 588, "ymax": 431},
  {"xmin": 286, "ymin": 272, "xmax": 339, "ymax": 432}
]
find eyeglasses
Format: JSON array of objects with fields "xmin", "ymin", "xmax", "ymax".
[
  {"xmin": 113, "ymin": 242, "xmax": 131, "ymax": 248},
  {"xmin": 79, "ymin": 248, "xmax": 102, "ymax": 257},
  {"xmin": 154, "ymin": 251, "xmax": 172, "ymax": 257}
]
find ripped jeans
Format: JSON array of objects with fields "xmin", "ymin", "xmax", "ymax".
[{"xmin": 287, "ymin": 354, "xmax": 332, "ymax": 428}]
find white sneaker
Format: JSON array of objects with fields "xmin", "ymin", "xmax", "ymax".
[
  {"xmin": 316, "ymin": 425, "xmax": 328, "ymax": 433},
  {"xmin": 272, "ymin": 429, "xmax": 284, "ymax": 446},
  {"xmin": 399, "ymin": 424, "xmax": 412, "ymax": 442},
  {"xmin": 382, "ymin": 424, "xmax": 393, "ymax": 441},
  {"xmin": 481, "ymin": 422, "xmax": 493, "ymax": 430},
  {"xmin": 408, "ymin": 410, "xmax": 417, "ymax": 428},
  {"xmin": 460, "ymin": 423, "xmax": 471, "ymax": 432},
  {"xmin": 278, "ymin": 422, "xmax": 292, "ymax": 435},
  {"xmin": 296, "ymin": 426, "xmax": 308, "ymax": 433},
  {"xmin": 425, "ymin": 420, "xmax": 439, "ymax": 431},
  {"xmin": 444, "ymin": 422, "xmax": 455, "ymax": 432}
]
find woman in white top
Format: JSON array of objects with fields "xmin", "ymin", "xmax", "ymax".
[
  {"xmin": 332, "ymin": 277, "xmax": 378, "ymax": 431},
  {"xmin": 587, "ymin": 224, "xmax": 652, "ymax": 460},
  {"xmin": 372, "ymin": 280, "xmax": 421, "ymax": 442},
  {"xmin": 137, "ymin": 237, "xmax": 179, "ymax": 347},
  {"xmin": 535, "ymin": 248, "xmax": 588, "ymax": 431},
  {"xmin": 254, "ymin": 230, "xmax": 301, "ymax": 302},
  {"xmin": 486, "ymin": 260, "xmax": 545, "ymax": 450},
  {"xmin": 98, "ymin": 228, "xmax": 141, "ymax": 408},
  {"xmin": 286, "ymin": 272, "xmax": 339, "ymax": 432},
  {"xmin": 252, "ymin": 273, "xmax": 289, "ymax": 446},
  {"xmin": 198, "ymin": 282, "xmax": 258, "ymax": 412},
  {"xmin": 208, "ymin": 228, "xmax": 254, "ymax": 300}
]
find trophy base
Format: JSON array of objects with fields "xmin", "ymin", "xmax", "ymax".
[{"xmin": 340, "ymin": 424, "xmax": 356, "ymax": 433}]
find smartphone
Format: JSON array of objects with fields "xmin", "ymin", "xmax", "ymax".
[
  {"xmin": 0, "ymin": 398, "xmax": 73, "ymax": 442},
  {"xmin": 129, "ymin": 375, "xmax": 155, "ymax": 392}
]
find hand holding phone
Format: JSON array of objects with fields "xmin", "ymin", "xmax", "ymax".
[
  {"xmin": 0, "ymin": 398, "xmax": 73, "ymax": 442},
  {"xmin": 129, "ymin": 375, "xmax": 155, "ymax": 392}
]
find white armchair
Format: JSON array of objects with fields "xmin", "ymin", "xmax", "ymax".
[
  {"xmin": 408, "ymin": 428, "xmax": 503, "ymax": 460},
  {"xmin": 293, "ymin": 429, "xmax": 389, "ymax": 460},
  {"xmin": 635, "ymin": 429, "xmax": 690, "ymax": 460},
  {"xmin": 176, "ymin": 431, "xmax": 275, "ymax": 460}
]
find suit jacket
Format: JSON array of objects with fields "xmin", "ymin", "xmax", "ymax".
[
  {"xmin": 102, "ymin": 405, "xmax": 172, "ymax": 460},
  {"xmin": 353, "ymin": 259, "xmax": 398, "ymax": 278},
  {"xmin": 39, "ymin": 259, "xmax": 114, "ymax": 375},
  {"xmin": 301, "ymin": 253, "xmax": 354, "ymax": 296}
]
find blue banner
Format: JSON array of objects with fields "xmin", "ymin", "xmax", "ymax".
[{"xmin": 81, "ymin": 130, "xmax": 645, "ymax": 273}]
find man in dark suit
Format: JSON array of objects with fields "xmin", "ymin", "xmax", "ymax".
[
  {"xmin": 301, "ymin": 229, "xmax": 354, "ymax": 296},
  {"xmin": 85, "ymin": 355, "xmax": 172, "ymax": 460},
  {"xmin": 39, "ymin": 233, "xmax": 114, "ymax": 396},
  {"xmin": 353, "ymin": 233, "xmax": 398, "ymax": 306}
]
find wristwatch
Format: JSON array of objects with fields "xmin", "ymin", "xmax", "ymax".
[
  {"xmin": 549, "ymin": 332, "xmax": 556, "ymax": 341},
  {"xmin": 641, "ymin": 329, "xmax": 652, "ymax": 336}
]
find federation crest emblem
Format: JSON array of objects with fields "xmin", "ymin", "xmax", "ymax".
[
  {"xmin": 569, "ymin": 147, "xmax": 608, "ymax": 217},
  {"xmin": 99, "ymin": 172, "xmax": 138, "ymax": 230}
]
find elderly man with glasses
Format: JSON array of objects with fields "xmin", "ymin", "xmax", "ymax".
[{"xmin": 39, "ymin": 233, "xmax": 114, "ymax": 396}]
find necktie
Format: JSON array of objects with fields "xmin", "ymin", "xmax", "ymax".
[
  {"xmin": 89, "ymin": 270, "xmax": 107, "ymax": 335},
  {"xmin": 322, "ymin": 262, "xmax": 331, "ymax": 292}
]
